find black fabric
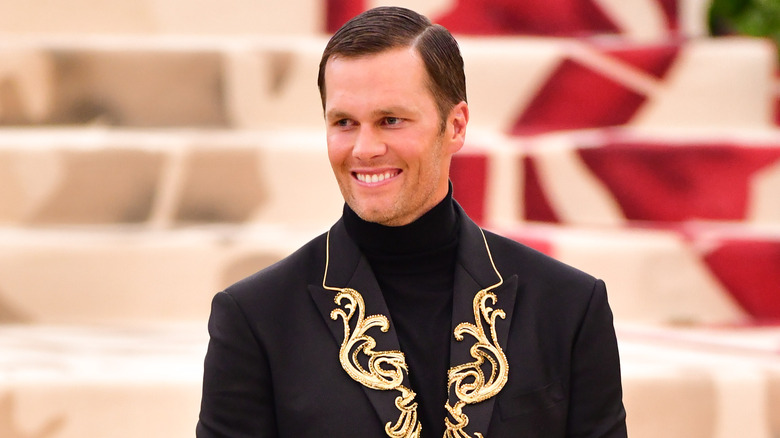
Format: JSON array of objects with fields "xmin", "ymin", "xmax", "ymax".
[
  {"xmin": 342, "ymin": 189, "xmax": 459, "ymax": 438},
  {"xmin": 196, "ymin": 201, "xmax": 628, "ymax": 438}
]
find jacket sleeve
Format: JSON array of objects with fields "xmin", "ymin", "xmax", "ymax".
[
  {"xmin": 196, "ymin": 291, "xmax": 279, "ymax": 438},
  {"xmin": 566, "ymin": 279, "xmax": 627, "ymax": 437}
]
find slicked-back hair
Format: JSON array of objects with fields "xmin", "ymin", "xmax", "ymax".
[{"xmin": 317, "ymin": 6, "xmax": 467, "ymax": 131}]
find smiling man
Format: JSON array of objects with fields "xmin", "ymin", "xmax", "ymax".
[
  {"xmin": 324, "ymin": 44, "xmax": 464, "ymax": 227},
  {"xmin": 197, "ymin": 7, "xmax": 627, "ymax": 438}
]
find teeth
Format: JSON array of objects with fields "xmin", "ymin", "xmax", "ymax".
[{"xmin": 356, "ymin": 171, "xmax": 397, "ymax": 183}]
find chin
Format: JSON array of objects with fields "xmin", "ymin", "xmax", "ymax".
[
  {"xmin": 355, "ymin": 208, "xmax": 390, "ymax": 224},
  {"xmin": 351, "ymin": 204, "xmax": 397, "ymax": 225}
]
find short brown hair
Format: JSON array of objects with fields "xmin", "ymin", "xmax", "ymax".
[{"xmin": 317, "ymin": 6, "xmax": 467, "ymax": 130}]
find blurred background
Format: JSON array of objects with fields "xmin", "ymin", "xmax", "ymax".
[{"xmin": 0, "ymin": 0, "xmax": 778, "ymax": 436}]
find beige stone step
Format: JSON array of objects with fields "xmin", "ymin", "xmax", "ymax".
[
  {"xmin": 492, "ymin": 222, "xmax": 756, "ymax": 325},
  {"xmin": 0, "ymin": 0, "xmax": 323, "ymax": 36},
  {"xmin": 0, "ymin": 129, "xmax": 342, "ymax": 226},
  {"xmin": 0, "ymin": 323, "xmax": 205, "ymax": 438},
  {"xmin": 1, "ymin": 322, "xmax": 778, "ymax": 438},
  {"xmin": 618, "ymin": 323, "xmax": 780, "ymax": 438},
  {"xmin": 0, "ymin": 36, "xmax": 327, "ymax": 129},
  {"xmin": 0, "ymin": 36, "xmax": 774, "ymax": 131},
  {"xmin": 0, "ymin": 0, "xmax": 715, "ymax": 40},
  {"xmin": 0, "ymin": 225, "xmax": 319, "ymax": 324},
  {"xmin": 0, "ymin": 221, "xmax": 765, "ymax": 325},
  {"xmin": 4, "ymin": 127, "xmax": 780, "ymax": 228}
]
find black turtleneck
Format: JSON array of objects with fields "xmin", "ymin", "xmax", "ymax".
[{"xmin": 343, "ymin": 187, "xmax": 460, "ymax": 438}]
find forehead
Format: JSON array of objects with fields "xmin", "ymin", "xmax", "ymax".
[{"xmin": 323, "ymin": 47, "xmax": 434, "ymax": 111}]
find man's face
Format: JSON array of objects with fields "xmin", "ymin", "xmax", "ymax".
[{"xmin": 323, "ymin": 47, "xmax": 468, "ymax": 226}]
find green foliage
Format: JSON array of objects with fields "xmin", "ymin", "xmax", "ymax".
[{"xmin": 709, "ymin": 0, "xmax": 780, "ymax": 57}]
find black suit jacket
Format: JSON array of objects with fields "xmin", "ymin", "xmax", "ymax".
[{"xmin": 197, "ymin": 207, "xmax": 627, "ymax": 437}]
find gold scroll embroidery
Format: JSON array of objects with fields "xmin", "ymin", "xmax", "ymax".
[
  {"xmin": 444, "ymin": 290, "xmax": 508, "ymax": 438},
  {"xmin": 324, "ymin": 228, "xmax": 506, "ymax": 438},
  {"xmin": 330, "ymin": 288, "xmax": 421, "ymax": 438}
]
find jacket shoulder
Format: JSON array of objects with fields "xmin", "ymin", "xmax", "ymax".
[{"xmin": 483, "ymin": 229, "xmax": 598, "ymax": 290}]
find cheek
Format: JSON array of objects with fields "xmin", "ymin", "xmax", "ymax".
[
  {"xmin": 418, "ymin": 138, "xmax": 446, "ymax": 171},
  {"xmin": 326, "ymin": 135, "xmax": 349, "ymax": 167}
]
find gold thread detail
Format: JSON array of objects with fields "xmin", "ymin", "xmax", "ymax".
[
  {"xmin": 326, "ymin": 233, "xmax": 422, "ymax": 438},
  {"xmin": 444, "ymin": 228, "xmax": 507, "ymax": 438},
  {"xmin": 323, "ymin": 229, "xmax": 506, "ymax": 438}
]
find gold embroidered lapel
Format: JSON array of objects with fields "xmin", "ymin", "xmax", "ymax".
[{"xmin": 323, "ymin": 229, "xmax": 508, "ymax": 438}]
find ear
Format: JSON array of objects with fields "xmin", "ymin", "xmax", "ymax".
[{"xmin": 446, "ymin": 101, "xmax": 469, "ymax": 154}]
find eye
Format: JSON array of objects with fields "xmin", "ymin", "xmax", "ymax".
[
  {"xmin": 382, "ymin": 117, "xmax": 402, "ymax": 126},
  {"xmin": 335, "ymin": 119, "xmax": 355, "ymax": 128}
]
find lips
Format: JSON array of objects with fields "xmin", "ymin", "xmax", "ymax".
[{"xmin": 353, "ymin": 170, "xmax": 400, "ymax": 184}]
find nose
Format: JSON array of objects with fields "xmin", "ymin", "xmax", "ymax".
[{"xmin": 352, "ymin": 127, "xmax": 386, "ymax": 161}]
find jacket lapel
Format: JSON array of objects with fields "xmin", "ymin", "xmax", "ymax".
[
  {"xmin": 448, "ymin": 208, "xmax": 518, "ymax": 436},
  {"xmin": 307, "ymin": 219, "xmax": 408, "ymax": 430},
  {"xmin": 308, "ymin": 207, "xmax": 519, "ymax": 437}
]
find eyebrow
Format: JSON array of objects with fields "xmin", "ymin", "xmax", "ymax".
[
  {"xmin": 325, "ymin": 107, "xmax": 412, "ymax": 121},
  {"xmin": 325, "ymin": 110, "xmax": 351, "ymax": 121},
  {"xmin": 375, "ymin": 107, "xmax": 404, "ymax": 116}
]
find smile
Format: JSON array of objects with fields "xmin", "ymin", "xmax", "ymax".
[{"xmin": 354, "ymin": 170, "xmax": 400, "ymax": 184}]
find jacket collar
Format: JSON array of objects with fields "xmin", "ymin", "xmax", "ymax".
[
  {"xmin": 447, "ymin": 205, "xmax": 518, "ymax": 435},
  {"xmin": 309, "ymin": 202, "xmax": 518, "ymax": 436}
]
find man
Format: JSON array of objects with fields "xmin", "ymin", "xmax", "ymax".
[{"xmin": 197, "ymin": 6, "xmax": 626, "ymax": 438}]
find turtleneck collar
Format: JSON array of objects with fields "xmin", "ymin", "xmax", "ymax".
[
  {"xmin": 342, "ymin": 184, "xmax": 459, "ymax": 258},
  {"xmin": 343, "ymin": 184, "xmax": 459, "ymax": 438}
]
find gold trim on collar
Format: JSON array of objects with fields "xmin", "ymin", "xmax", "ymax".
[{"xmin": 323, "ymin": 228, "xmax": 507, "ymax": 438}]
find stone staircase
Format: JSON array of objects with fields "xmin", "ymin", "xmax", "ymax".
[{"xmin": 1, "ymin": 1, "xmax": 780, "ymax": 437}]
